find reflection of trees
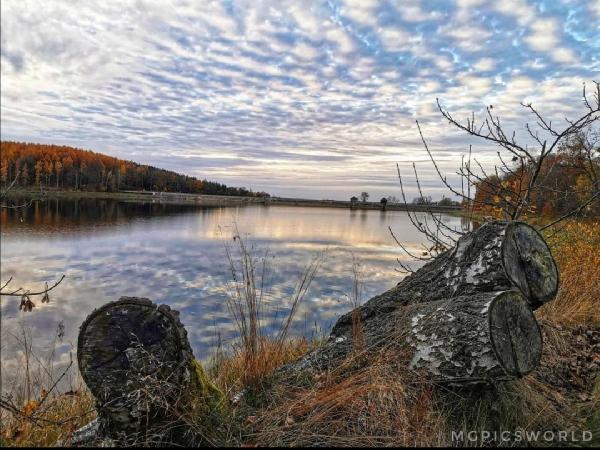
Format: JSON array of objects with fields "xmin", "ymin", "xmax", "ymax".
[
  {"xmin": 0, "ymin": 198, "xmax": 204, "ymax": 235},
  {"xmin": 0, "ymin": 178, "xmax": 65, "ymax": 307}
]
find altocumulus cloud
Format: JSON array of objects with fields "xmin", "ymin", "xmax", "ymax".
[{"xmin": 1, "ymin": 0, "xmax": 598, "ymax": 199}]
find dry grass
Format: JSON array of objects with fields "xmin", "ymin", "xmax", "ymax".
[
  {"xmin": 212, "ymin": 337, "xmax": 314, "ymax": 401},
  {"xmin": 221, "ymin": 228, "xmax": 324, "ymax": 392},
  {"xmin": 0, "ymin": 390, "xmax": 95, "ymax": 447},
  {"xmin": 0, "ymin": 323, "xmax": 96, "ymax": 447},
  {"xmin": 540, "ymin": 220, "xmax": 600, "ymax": 327},
  {"xmin": 248, "ymin": 343, "xmax": 447, "ymax": 447},
  {"xmin": 237, "ymin": 331, "xmax": 597, "ymax": 447}
]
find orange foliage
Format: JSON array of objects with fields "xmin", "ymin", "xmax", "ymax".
[
  {"xmin": 472, "ymin": 151, "xmax": 599, "ymax": 219},
  {"xmin": 0, "ymin": 141, "xmax": 266, "ymax": 197}
]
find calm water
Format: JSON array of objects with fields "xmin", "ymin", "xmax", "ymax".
[{"xmin": 0, "ymin": 198, "xmax": 468, "ymax": 382}]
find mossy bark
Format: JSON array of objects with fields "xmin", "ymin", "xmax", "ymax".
[{"xmin": 77, "ymin": 296, "xmax": 224, "ymax": 444}]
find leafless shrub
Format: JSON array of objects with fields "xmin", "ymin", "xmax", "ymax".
[{"xmin": 392, "ymin": 81, "xmax": 599, "ymax": 269}]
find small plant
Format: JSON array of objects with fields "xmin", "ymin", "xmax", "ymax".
[
  {"xmin": 0, "ymin": 321, "xmax": 95, "ymax": 447},
  {"xmin": 220, "ymin": 226, "xmax": 324, "ymax": 392},
  {"xmin": 350, "ymin": 254, "xmax": 365, "ymax": 354}
]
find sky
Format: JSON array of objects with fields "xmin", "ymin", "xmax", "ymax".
[{"xmin": 1, "ymin": 0, "xmax": 598, "ymax": 200}]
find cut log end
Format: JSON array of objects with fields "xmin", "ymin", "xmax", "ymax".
[
  {"xmin": 502, "ymin": 222, "xmax": 558, "ymax": 308},
  {"xmin": 77, "ymin": 297, "xmax": 225, "ymax": 445},
  {"xmin": 489, "ymin": 291, "xmax": 542, "ymax": 377},
  {"xmin": 78, "ymin": 297, "xmax": 191, "ymax": 403}
]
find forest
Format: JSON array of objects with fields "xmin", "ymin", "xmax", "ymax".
[{"xmin": 0, "ymin": 141, "xmax": 269, "ymax": 197}]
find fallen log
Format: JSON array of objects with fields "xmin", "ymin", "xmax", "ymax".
[
  {"xmin": 331, "ymin": 221, "xmax": 557, "ymax": 340},
  {"xmin": 285, "ymin": 290, "xmax": 542, "ymax": 384},
  {"xmin": 77, "ymin": 297, "xmax": 223, "ymax": 445},
  {"xmin": 406, "ymin": 290, "xmax": 542, "ymax": 383}
]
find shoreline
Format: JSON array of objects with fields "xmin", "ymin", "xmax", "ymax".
[{"xmin": 4, "ymin": 188, "xmax": 464, "ymax": 213}]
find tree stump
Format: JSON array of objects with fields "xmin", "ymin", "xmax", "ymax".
[{"xmin": 77, "ymin": 297, "xmax": 223, "ymax": 444}]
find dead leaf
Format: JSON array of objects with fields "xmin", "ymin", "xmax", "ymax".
[
  {"xmin": 22, "ymin": 399, "xmax": 39, "ymax": 416},
  {"xmin": 243, "ymin": 415, "xmax": 257, "ymax": 426}
]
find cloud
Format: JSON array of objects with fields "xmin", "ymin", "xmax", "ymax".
[
  {"xmin": 0, "ymin": 0, "xmax": 596, "ymax": 200},
  {"xmin": 524, "ymin": 19, "xmax": 560, "ymax": 52},
  {"xmin": 378, "ymin": 26, "xmax": 411, "ymax": 52},
  {"xmin": 473, "ymin": 57, "xmax": 496, "ymax": 71},
  {"xmin": 339, "ymin": 0, "xmax": 380, "ymax": 27},
  {"xmin": 591, "ymin": 0, "xmax": 600, "ymax": 18},
  {"xmin": 551, "ymin": 47, "xmax": 577, "ymax": 63},
  {"xmin": 494, "ymin": 0, "xmax": 537, "ymax": 26},
  {"xmin": 442, "ymin": 24, "xmax": 493, "ymax": 52},
  {"xmin": 391, "ymin": 0, "xmax": 443, "ymax": 22},
  {"xmin": 495, "ymin": 1, "xmax": 581, "ymax": 65}
]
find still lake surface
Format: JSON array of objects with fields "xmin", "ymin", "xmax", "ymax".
[{"xmin": 1, "ymin": 198, "xmax": 468, "ymax": 380}]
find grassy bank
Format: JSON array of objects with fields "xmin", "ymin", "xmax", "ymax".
[
  {"xmin": 3, "ymin": 187, "xmax": 462, "ymax": 212},
  {"xmin": 2, "ymin": 187, "xmax": 266, "ymax": 207},
  {"xmin": 1, "ymin": 220, "xmax": 598, "ymax": 447},
  {"xmin": 221, "ymin": 219, "xmax": 600, "ymax": 446}
]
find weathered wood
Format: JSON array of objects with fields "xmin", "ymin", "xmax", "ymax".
[
  {"xmin": 331, "ymin": 221, "xmax": 557, "ymax": 340},
  {"xmin": 283, "ymin": 221, "xmax": 556, "ymax": 381},
  {"xmin": 77, "ymin": 297, "xmax": 222, "ymax": 443},
  {"xmin": 284, "ymin": 291, "xmax": 542, "ymax": 384},
  {"xmin": 405, "ymin": 290, "xmax": 542, "ymax": 383}
]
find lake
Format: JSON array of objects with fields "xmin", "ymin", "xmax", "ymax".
[{"xmin": 0, "ymin": 197, "xmax": 469, "ymax": 383}]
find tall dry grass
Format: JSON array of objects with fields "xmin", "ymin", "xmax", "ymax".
[
  {"xmin": 350, "ymin": 254, "xmax": 366, "ymax": 355},
  {"xmin": 540, "ymin": 220, "xmax": 600, "ymax": 327},
  {"xmin": 249, "ymin": 333, "xmax": 448, "ymax": 447},
  {"xmin": 215, "ymin": 229, "xmax": 324, "ymax": 396}
]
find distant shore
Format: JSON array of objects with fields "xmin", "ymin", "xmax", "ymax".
[{"xmin": 4, "ymin": 188, "xmax": 463, "ymax": 212}]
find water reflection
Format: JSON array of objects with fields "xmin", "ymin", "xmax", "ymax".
[{"xmin": 1, "ymin": 198, "xmax": 468, "ymax": 385}]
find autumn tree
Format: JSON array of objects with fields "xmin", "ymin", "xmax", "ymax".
[
  {"xmin": 20, "ymin": 163, "xmax": 30, "ymax": 186},
  {"xmin": 0, "ymin": 158, "xmax": 8, "ymax": 185},
  {"xmin": 34, "ymin": 160, "xmax": 43, "ymax": 186}
]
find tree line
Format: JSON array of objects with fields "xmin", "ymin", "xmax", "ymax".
[{"xmin": 0, "ymin": 141, "xmax": 269, "ymax": 197}]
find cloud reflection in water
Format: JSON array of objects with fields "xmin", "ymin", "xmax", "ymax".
[{"xmin": 0, "ymin": 198, "xmax": 467, "ymax": 384}]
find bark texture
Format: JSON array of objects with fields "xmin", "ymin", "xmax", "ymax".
[
  {"xmin": 284, "ymin": 290, "xmax": 542, "ymax": 383},
  {"xmin": 405, "ymin": 291, "xmax": 542, "ymax": 384},
  {"xmin": 284, "ymin": 221, "xmax": 556, "ymax": 382},
  {"xmin": 77, "ymin": 296, "xmax": 222, "ymax": 443},
  {"xmin": 332, "ymin": 221, "xmax": 557, "ymax": 339}
]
